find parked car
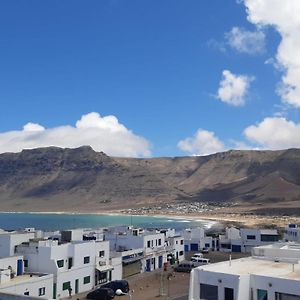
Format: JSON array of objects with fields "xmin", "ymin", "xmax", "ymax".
[
  {"xmin": 174, "ymin": 262, "xmax": 196, "ymax": 273},
  {"xmin": 190, "ymin": 253, "xmax": 203, "ymax": 260},
  {"xmin": 101, "ymin": 280, "xmax": 129, "ymax": 294},
  {"xmin": 201, "ymin": 248, "xmax": 209, "ymax": 254},
  {"xmin": 190, "ymin": 257, "xmax": 210, "ymax": 266},
  {"xmin": 87, "ymin": 287, "xmax": 115, "ymax": 300}
]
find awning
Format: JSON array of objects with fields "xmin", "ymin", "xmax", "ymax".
[{"xmin": 96, "ymin": 264, "xmax": 114, "ymax": 272}]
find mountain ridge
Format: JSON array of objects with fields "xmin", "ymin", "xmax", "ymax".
[{"xmin": 0, "ymin": 146, "xmax": 299, "ymax": 214}]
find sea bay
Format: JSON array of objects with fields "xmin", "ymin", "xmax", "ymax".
[{"xmin": 0, "ymin": 212, "xmax": 214, "ymax": 231}]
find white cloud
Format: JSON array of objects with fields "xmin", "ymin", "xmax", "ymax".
[
  {"xmin": 225, "ymin": 26, "xmax": 266, "ymax": 54},
  {"xmin": 0, "ymin": 112, "xmax": 151, "ymax": 157},
  {"xmin": 216, "ymin": 70, "xmax": 254, "ymax": 106},
  {"xmin": 243, "ymin": 0, "xmax": 300, "ymax": 107},
  {"xmin": 178, "ymin": 129, "xmax": 225, "ymax": 156},
  {"xmin": 23, "ymin": 123, "xmax": 45, "ymax": 132},
  {"xmin": 244, "ymin": 117, "xmax": 300, "ymax": 149}
]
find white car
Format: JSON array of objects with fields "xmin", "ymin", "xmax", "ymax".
[
  {"xmin": 190, "ymin": 253, "xmax": 203, "ymax": 260},
  {"xmin": 190, "ymin": 257, "xmax": 210, "ymax": 265}
]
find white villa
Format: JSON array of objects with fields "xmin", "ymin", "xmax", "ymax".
[{"xmin": 189, "ymin": 242, "xmax": 300, "ymax": 300}]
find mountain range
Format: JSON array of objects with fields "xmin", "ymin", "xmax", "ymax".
[{"xmin": 0, "ymin": 146, "xmax": 299, "ymax": 215}]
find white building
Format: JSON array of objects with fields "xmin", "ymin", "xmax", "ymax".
[
  {"xmin": 189, "ymin": 242, "xmax": 300, "ymax": 300},
  {"xmin": 183, "ymin": 228, "xmax": 213, "ymax": 252},
  {"xmin": 284, "ymin": 224, "xmax": 300, "ymax": 243},
  {"xmin": 166, "ymin": 235, "xmax": 185, "ymax": 263},
  {"xmin": 0, "ymin": 231, "xmax": 35, "ymax": 258},
  {"xmin": 0, "ymin": 255, "xmax": 53, "ymax": 298},
  {"xmin": 16, "ymin": 238, "xmax": 113, "ymax": 299},
  {"xmin": 219, "ymin": 227, "xmax": 279, "ymax": 253},
  {"xmin": 105, "ymin": 227, "xmax": 168, "ymax": 272}
]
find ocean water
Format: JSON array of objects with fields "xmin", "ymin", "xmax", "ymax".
[{"xmin": 0, "ymin": 213, "xmax": 213, "ymax": 231}]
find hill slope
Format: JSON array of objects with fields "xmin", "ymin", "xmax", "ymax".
[{"xmin": 0, "ymin": 146, "xmax": 300, "ymax": 213}]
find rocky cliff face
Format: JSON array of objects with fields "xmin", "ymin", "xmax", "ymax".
[{"xmin": 0, "ymin": 146, "xmax": 299, "ymax": 212}]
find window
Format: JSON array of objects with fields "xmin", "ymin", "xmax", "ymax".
[
  {"xmin": 275, "ymin": 292, "xmax": 300, "ymax": 300},
  {"xmin": 39, "ymin": 287, "xmax": 46, "ymax": 296},
  {"xmin": 147, "ymin": 241, "xmax": 151, "ymax": 248},
  {"xmin": 84, "ymin": 256, "xmax": 90, "ymax": 264},
  {"xmin": 99, "ymin": 250, "xmax": 105, "ymax": 257},
  {"xmin": 200, "ymin": 283, "xmax": 218, "ymax": 300},
  {"xmin": 158, "ymin": 239, "xmax": 161, "ymax": 246},
  {"xmin": 68, "ymin": 257, "xmax": 73, "ymax": 269},
  {"xmin": 179, "ymin": 251, "xmax": 184, "ymax": 256},
  {"xmin": 225, "ymin": 287, "xmax": 234, "ymax": 300},
  {"xmin": 24, "ymin": 260, "xmax": 28, "ymax": 268},
  {"xmin": 247, "ymin": 235, "xmax": 256, "ymax": 240},
  {"xmin": 221, "ymin": 243, "xmax": 231, "ymax": 249},
  {"xmin": 180, "ymin": 240, "xmax": 184, "ymax": 245},
  {"xmin": 24, "ymin": 291, "xmax": 29, "ymax": 296},
  {"xmin": 62, "ymin": 281, "xmax": 70, "ymax": 291},
  {"xmin": 83, "ymin": 276, "xmax": 90, "ymax": 284},
  {"xmin": 57, "ymin": 260, "xmax": 64, "ymax": 268},
  {"xmin": 261, "ymin": 234, "xmax": 279, "ymax": 242},
  {"xmin": 176, "ymin": 240, "xmax": 178, "ymax": 244},
  {"xmin": 257, "ymin": 289, "xmax": 268, "ymax": 300}
]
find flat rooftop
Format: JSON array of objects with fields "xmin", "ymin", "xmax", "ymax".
[
  {"xmin": 0, "ymin": 273, "xmax": 51, "ymax": 288},
  {"xmin": 197, "ymin": 257, "xmax": 300, "ymax": 280}
]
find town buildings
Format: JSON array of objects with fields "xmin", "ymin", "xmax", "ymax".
[
  {"xmin": 0, "ymin": 226, "xmax": 185, "ymax": 299},
  {"xmin": 104, "ymin": 226, "xmax": 185, "ymax": 277},
  {"xmin": 218, "ymin": 227, "xmax": 279, "ymax": 253}
]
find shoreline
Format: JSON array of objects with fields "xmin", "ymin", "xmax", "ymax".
[{"xmin": 0, "ymin": 210, "xmax": 299, "ymax": 229}]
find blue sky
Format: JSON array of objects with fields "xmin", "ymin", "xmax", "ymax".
[{"xmin": 0, "ymin": 0, "xmax": 300, "ymax": 157}]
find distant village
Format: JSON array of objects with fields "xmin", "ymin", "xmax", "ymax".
[
  {"xmin": 121, "ymin": 201, "xmax": 232, "ymax": 215},
  {"xmin": 0, "ymin": 222, "xmax": 300, "ymax": 300}
]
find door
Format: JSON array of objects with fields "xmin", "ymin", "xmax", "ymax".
[
  {"xmin": 184, "ymin": 245, "xmax": 189, "ymax": 252},
  {"xmin": 75, "ymin": 279, "xmax": 79, "ymax": 294},
  {"xmin": 191, "ymin": 243, "xmax": 199, "ymax": 251},
  {"xmin": 17, "ymin": 259, "xmax": 23, "ymax": 275},
  {"xmin": 232, "ymin": 245, "xmax": 241, "ymax": 252},
  {"xmin": 53, "ymin": 283, "xmax": 57, "ymax": 299},
  {"xmin": 146, "ymin": 259, "xmax": 151, "ymax": 272},
  {"xmin": 152, "ymin": 257, "xmax": 156, "ymax": 270},
  {"xmin": 158, "ymin": 256, "xmax": 163, "ymax": 268}
]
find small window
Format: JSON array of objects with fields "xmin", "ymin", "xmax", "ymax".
[
  {"xmin": 225, "ymin": 287, "xmax": 234, "ymax": 300},
  {"xmin": 158, "ymin": 239, "xmax": 161, "ymax": 246},
  {"xmin": 257, "ymin": 289, "xmax": 267, "ymax": 300},
  {"xmin": 24, "ymin": 260, "xmax": 28, "ymax": 268},
  {"xmin": 83, "ymin": 276, "xmax": 90, "ymax": 284},
  {"xmin": 57, "ymin": 260, "xmax": 64, "ymax": 268},
  {"xmin": 176, "ymin": 240, "xmax": 178, "ymax": 244},
  {"xmin": 247, "ymin": 235, "xmax": 256, "ymax": 240},
  {"xmin": 39, "ymin": 287, "xmax": 46, "ymax": 296},
  {"xmin": 180, "ymin": 240, "xmax": 184, "ymax": 245},
  {"xmin": 275, "ymin": 292, "xmax": 300, "ymax": 300},
  {"xmin": 179, "ymin": 251, "xmax": 184, "ymax": 256},
  {"xmin": 84, "ymin": 256, "xmax": 90, "ymax": 264},
  {"xmin": 99, "ymin": 250, "xmax": 105, "ymax": 257},
  {"xmin": 147, "ymin": 241, "xmax": 151, "ymax": 248},
  {"xmin": 200, "ymin": 283, "xmax": 218, "ymax": 300},
  {"xmin": 24, "ymin": 291, "xmax": 29, "ymax": 296},
  {"xmin": 62, "ymin": 281, "xmax": 70, "ymax": 291}
]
